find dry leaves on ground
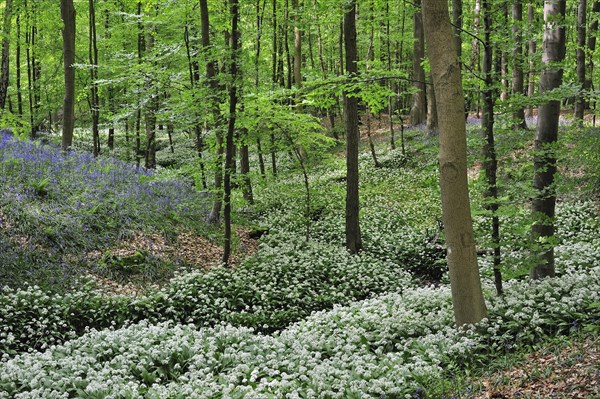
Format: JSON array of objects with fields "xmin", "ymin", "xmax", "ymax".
[{"xmin": 469, "ymin": 336, "xmax": 600, "ymax": 399}]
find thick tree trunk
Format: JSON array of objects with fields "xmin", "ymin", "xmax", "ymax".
[
  {"xmin": 410, "ymin": 0, "xmax": 427, "ymax": 126},
  {"xmin": 223, "ymin": 0, "xmax": 240, "ymax": 266},
  {"xmin": 530, "ymin": 0, "xmax": 566, "ymax": 280},
  {"xmin": 61, "ymin": 0, "xmax": 76, "ymax": 151},
  {"xmin": 422, "ymin": 0, "xmax": 487, "ymax": 326},
  {"xmin": 574, "ymin": 0, "xmax": 586, "ymax": 120},
  {"xmin": 512, "ymin": 1, "xmax": 527, "ymax": 129},
  {"xmin": 344, "ymin": 0, "xmax": 362, "ymax": 254},
  {"xmin": 0, "ymin": 0, "xmax": 12, "ymax": 110}
]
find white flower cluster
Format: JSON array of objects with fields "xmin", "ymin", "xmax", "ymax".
[{"xmin": 1, "ymin": 266, "xmax": 598, "ymax": 398}]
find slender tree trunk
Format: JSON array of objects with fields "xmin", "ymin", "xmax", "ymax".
[
  {"xmin": 366, "ymin": 107, "xmax": 380, "ymax": 167},
  {"xmin": 452, "ymin": 0, "xmax": 462, "ymax": 60},
  {"xmin": 530, "ymin": 0, "xmax": 566, "ymax": 280},
  {"xmin": 574, "ymin": 0, "xmax": 586, "ymax": 120},
  {"xmin": 344, "ymin": 0, "xmax": 362, "ymax": 254},
  {"xmin": 512, "ymin": 1, "xmax": 527, "ymax": 129},
  {"xmin": 61, "ymin": 0, "xmax": 76, "ymax": 151},
  {"xmin": 426, "ymin": 73, "xmax": 438, "ymax": 135},
  {"xmin": 223, "ymin": 0, "xmax": 240, "ymax": 266},
  {"xmin": 500, "ymin": 4, "xmax": 509, "ymax": 101},
  {"xmin": 586, "ymin": 2, "xmax": 600, "ymax": 96},
  {"xmin": 135, "ymin": 2, "xmax": 144, "ymax": 167},
  {"xmin": 422, "ymin": 0, "xmax": 488, "ymax": 326},
  {"xmin": 202, "ymin": 0, "xmax": 225, "ymax": 225},
  {"xmin": 89, "ymin": 0, "xmax": 100, "ymax": 156},
  {"xmin": 291, "ymin": 0, "xmax": 302, "ymax": 89},
  {"xmin": 16, "ymin": 13, "xmax": 23, "ymax": 117},
  {"xmin": 526, "ymin": 3, "xmax": 537, "ymax": 117},
  {"xmin": 469, "ymin": 0, "xmax": 481, "ymax": 117},
  {"xmin": 284, "ymin": 0, "xmax": 292, "ymax": 89},
  {"xmin": 410, "ymin": 0, "xmax": 427, "ymax": 126},
  {"xmin": 482, "ymin": 0, "xmax": 502, "ymax": 296},
  {"xmin": 0, "ymin": 0, "xmax": 12, "ymax": 110}
]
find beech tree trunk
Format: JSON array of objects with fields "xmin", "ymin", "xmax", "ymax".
[
  {"xmin": 469, "ymin": 0, "xmax": 481, "ymax": 116},
  {"xmin": 89, "ymin": 0, "xmax": 100, "ymax": 157},
  {"xmin": 585, "ymin": 2, "xmax": 600, "ymax": 103},
  {"xmin": 482, "ymin": 0, "xmax": 502, "ymax": 296},
  {"xmin": 61, "ymin": 0, "xmax": 76, "ymax": 151},
  {"xmin": 0, "ymin": 0, "xmax": 12, "ymax": 110},
  {"xmin": 344, "ymin": 0, "xmax": 362, "ymax": 254},
  {"xmin": 202, "ymin": 0, "xmax": 225, "ymax": 225},
  {"xmin": 512, "ymin": 1, "xmax": 527, "ymax": 129},
  {"xmin": 574, "ymin": 0, "xmax": 586, "ymax": 120},
  {"xmin": 410, "ymin": 0, "xmax": 426, "ymax": 126},
  {"xmin": 223, "ymin": 0, "xmax": 240, "ymax": 266},
  {"xmin": 16, "ymin": 13, "xmax": 23, "ymax": 116},
  {"xmin": 422, "ymin": 0, "xmax": 488, "ymax": 326},
  {"xmin": 526, "ymin": 3, "xmax": 537, "ymax": 117},
  {"xmin": 530, "ymin": 0, "xmax": 567, "ymax": 280}
]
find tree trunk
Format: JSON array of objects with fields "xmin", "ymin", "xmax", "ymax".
[
  {"xmin": 574, "ymin": 0, "xmax": 586, "ymax": 120},
  {"xmin": 422, "ymin": 0, "xmax": 488, "ymax": 326},
  {"xmin": 89, "ymin": 0, "xmax": 100, "ymax": 157},
  {"xmin": 512, "ymin": 1, "xmax": 527, "ymax": 129},
  {"xmin": 223, "ymin": 0, "xmax": 240, "ymax": 266},
  {"xmin": 0, "ymin": 0, "xmax": 12, "ymax": 110},
  {"xmin": 344, "ymin": 0, "xmax": 362, "ymax": 254},
  {"xmin": 426, "ymin": 73, "xmax": 438, "ymax": 135},
  {"xmin": 530, "ymin": 0, "xmax": 566, "ymax": 280},
  {"xmin": 16, "ymin": 12, "xmax": 23, "ymax": 116},
  {"xmin": 526, "ymin": 3, "xmax": 537, "ymax": 117},
  {"xmin": 202, "ymin": 0, "xmax": 225, "ymax": 225},
  {"xmin": 482, "ymin": 0, "xmax": 502, "ymax": 296},
  {"xmin": 469, "ymin": 0, "xmax": 481, "ymax": 117},
  {"xmin": 410, "ymin": 0, "xmax": 427, "ymax": 126},
  {"xmin": 452, "ymin": 0, "xmax": 462, "ymax": 60},
  {"xmin": 61, "ymin": 0, "xmax": 76, "ymax": 151},
  {"xmin": 291, "ymin": 0, "xmax": 302, "ymax": 89},
  {"xmin": 585, "ymin": 2, "xmax": 600, "ymax": 107}
]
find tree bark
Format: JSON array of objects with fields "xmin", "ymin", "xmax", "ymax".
[
  {"xmin": 89, "ymin": 0, "xmax": 100, "ymax": 156},
  {"xmin": 526, "ymin": 3, "xmax": 537, "ymax": 117},
  {"xmin": 530, "ymin": 0, "xmax": 566, "ymax": 280},
  {"xmin": 452, "ymin": 0, "xmax": 462, "ymax": 60},
  {"xmin": 344, "ymin": 0, "xmax": 362, "ymax": 254},
  {"xmin": 585, "ymin": 2, "xmax": 600, "ymax": 104},
  {"xmin": 482, "ymin": 0, "xmax": 502, "ymax": 296},
  {"xmin": 0, "ymin": 0, "xmax": 12, "ymax": 110},
  {"xmin": 512, "ymin": 1, "xmax": 527, "ymax": 129},
  {"xmin": 574, "ymin": 0, "xmax": 586, "ymax": 120},
  {"xmin": 202, "ymin": 0, "xmax": 225, "ymax": 225},
  {"xmin": 426, "ymin": 73, "xmax": 438, "ymax": 135},
  {"xmin": 61, "ymin": 0, "xmax": 76, "ymax": 151},
  {"xmin": 16, "ymin": 13, "xmax": 23, "ymax": 116},
  {"xmin": 410, "ymin": 0, "xmax": 427, "ymax": 126},
  {"xmin": 223, "ymin": 0, "xmax": 240, "ymax": 266},
  {"xmin": 469, "ymin": 0, "xmax": 481, "ymax": 116},
  {"xmin": 422, "ymin": 0, "xmax": 488, "ymax": 326}
]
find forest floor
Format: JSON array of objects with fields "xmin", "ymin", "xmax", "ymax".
[{"xmin": 462, "ymin": 334, "xmax": 600, "ymax": 399}]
